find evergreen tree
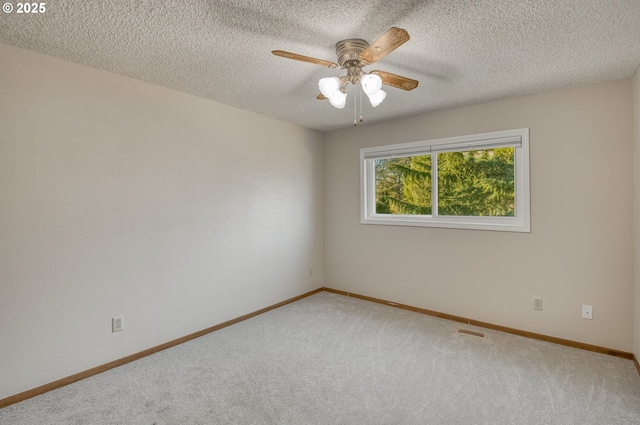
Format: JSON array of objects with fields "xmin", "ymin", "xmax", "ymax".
[
  {"xmin": 375, "ymin": 155, "xmax": 431, "ymax": 215},
  {"xmin": 374, "ymin": 148, "xmax": 514, "ymax": 217}
]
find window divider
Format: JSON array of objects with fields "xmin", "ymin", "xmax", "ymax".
[{"xmin": 431, "ymin": 153, "xmax": 438, "ymax": 217}]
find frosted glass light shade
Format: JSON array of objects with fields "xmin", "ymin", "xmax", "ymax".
[
  {"xmin": 367, "ymin": 89, "xmax": 386, "ymax": 107},
  {"xmin": 318, "ymin": 77, "xmax": 341, "ymax": 98},
  {"xmin": 361, "ymin": 74, "xmax": 383, "ymax": 96},
  {"xmin": 329, "ymin": 90, "xmax": 347, "ymax": 109}
]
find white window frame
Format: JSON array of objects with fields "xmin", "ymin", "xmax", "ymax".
[{"xmin": 360, "ymin": 128, "xmax": 530, "ymax": 232}]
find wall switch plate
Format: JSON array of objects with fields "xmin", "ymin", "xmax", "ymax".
[
  {"xmin": 533, "ymin": 297, "xmax": 542, "ymax": 311},
  {"xmin": 112, "ymin": 316, "xmax": 124, "ymax": 332},
  {"xmin": 582, "ymin": 305, "xmax": 593, "ymax": 320}
]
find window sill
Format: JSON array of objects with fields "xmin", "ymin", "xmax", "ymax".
[{"xmin": 361, "ymin": 214, "xmax": 530, "ymax": 233}]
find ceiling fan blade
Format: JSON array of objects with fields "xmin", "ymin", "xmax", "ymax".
[
  {"xmin": 359, "ymin": 27, "xmax": 410, "ymax": 64},
  {"xmin": 272, "ymin": 50, "xmax": 339, "ymax": 68},
  {"xmin": 371, "ymin": 70, "xmax": 419, "ymax": 91},
  {"xmin": 317, "ymin": 93, "xmax": 328, "ymax": 100}
]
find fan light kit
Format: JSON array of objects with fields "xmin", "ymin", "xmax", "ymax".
[{"xmin": 273, "ymin": 27, "xmax": 418, "ymax": 126}]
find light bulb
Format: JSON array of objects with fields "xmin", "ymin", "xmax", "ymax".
[
  {"xmin": 318, "ymin": 77, "xmax": 341, "ymax": 98},
  {"xmin": 361, "ymin": 74, "xmax": 382, "ymax": 96},
  {"xmin": 366, "ymin": 89, "xmax": 386, "ymax": 107}
]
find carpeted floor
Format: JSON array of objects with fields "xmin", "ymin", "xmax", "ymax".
[{"xmin": 1, "ymin": 291, "xmax": 640, "ymax": 424}]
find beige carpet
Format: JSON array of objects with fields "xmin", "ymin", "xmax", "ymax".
[{"xmin": 1, "ymin": 291, "xmax": 639, "ymax": 424}]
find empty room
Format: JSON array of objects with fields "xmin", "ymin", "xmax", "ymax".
[{"xmin": 1, "ymin": 1, "xmax": 640, "ymax": 423}]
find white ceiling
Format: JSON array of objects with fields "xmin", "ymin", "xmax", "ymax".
[{"xmin": 1, "ymin": 0, "xmax": 639, "ymax": 132}]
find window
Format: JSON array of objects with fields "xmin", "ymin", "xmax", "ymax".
[{"xmin": 361, "ymin": 128, "xmax": 530, "ymax": 232}]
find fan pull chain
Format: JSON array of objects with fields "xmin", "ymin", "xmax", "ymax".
[
  {"xmin": 353, "ymin": 88, "xmax": 358, "ymax": 126},
  {"xmin": 353, "ymin": 88, "xmax": 364, "ymax": 126},
  {"xmin": 359, "ymin": 89, "xmax": 364, "ymax": 123}
]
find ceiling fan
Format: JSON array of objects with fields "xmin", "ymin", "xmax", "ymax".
[{"xmin": 272, "ymin": 27, "xmax": 418, "ymax": 114}]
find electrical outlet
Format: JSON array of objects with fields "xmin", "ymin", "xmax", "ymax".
[
  {"xmin": 112, "ymin": 316, "xmax": 124, "ymax": 332},
  {"xmin": 533, "ymin": 297, "xmax": 542, "ymax": 311},
  {"xmin": 309, "ymin": 267, "xmax": 313, "ymax": 276},
  {"xmin": 582, "ymin": 305, "xmax": 593, "ymax": 320}
]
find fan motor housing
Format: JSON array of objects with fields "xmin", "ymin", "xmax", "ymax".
[{"xmin": 335, "ymin": 38, "xmax": 369, "ymax": 68}]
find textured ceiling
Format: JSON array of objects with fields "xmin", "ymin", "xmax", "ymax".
[{"xmin": 1, "ymin": 0, "xmax": 639, "ymax": 132}]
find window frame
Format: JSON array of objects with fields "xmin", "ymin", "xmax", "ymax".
[{"xmin": 360, "ymin": 128, "xmax": 530, "ymax": 232}]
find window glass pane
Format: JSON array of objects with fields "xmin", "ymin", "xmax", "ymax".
[
  {"xmin": 437, "ymin": 148, "xmax": 515, "ymax": 217},
  {"xmin": 375, "ymin": 155, "xmax": 432, "ymax": 215}
]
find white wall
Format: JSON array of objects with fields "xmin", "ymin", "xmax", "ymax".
[
  {"xmin": 0, "ymin": 43, "xmax": 324, "ymax": 400},
  {"xmin": 324, "ymin": 80, "xmax": 635, "ymax": 352},
  {"xmin": 634, "ymin": 67, "xmax": 640, "ymax": 358}
]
